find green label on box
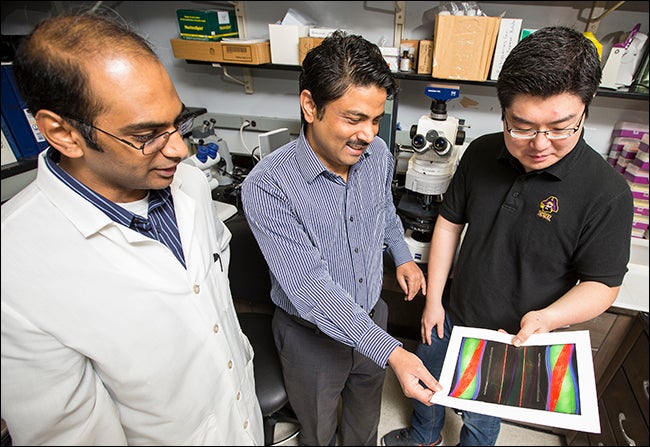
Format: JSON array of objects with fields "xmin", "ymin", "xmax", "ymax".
[{"xmin": 176, "ymin": 9, "xmax": 238, "ymax": 41}]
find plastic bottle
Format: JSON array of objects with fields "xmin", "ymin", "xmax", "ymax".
[{"xmin": 583, "ymin": 32, "xmax": 603, "ymax": 59}]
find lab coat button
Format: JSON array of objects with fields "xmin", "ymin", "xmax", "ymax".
[
  {"xmin": 244, "ymin": 420, "xmax": 249, "ymax": 429},
  {"xmin": 228, "ymin": 359, "xmax": 233, "ymax": 369},
  {"xmin": 213, "ymin": 323, "xmax": 219, "ymax": 333},
  {"xmin": 236, "ymin": 391, "xmax": 241, "ymax": 400},
  {"xmin": 193, "ymin": 284, "xmax": 200, "ymax": 294}
]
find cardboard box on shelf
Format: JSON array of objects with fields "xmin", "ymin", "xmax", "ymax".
[
  {"xmin": 269, "ymin": 24, "xmax": 311, "ymax": 65},
  {"xmin": 431, "ymin": 15, "xmax": 501, "ymax": 82},
  {"xmin": 176, "ymin": 9, "xmax": 238, "ymax": 41},
  {"xmin": 220, "ymin": 40, "xmax": 271, "ymax": 64},
  {"xmin": 299, "ymin": 37, "xmax": 324, "ymax": 65},
  {"xmin": 169, "ymin": 38, "xmax": 271, "ymax": 65},
  {"xmin": 417, "ymin": 40, "xmax": 434, "ymax": 74},
  {"xmin": 170, "ymin": 38, "xmax": 222, "ymax": 62}
]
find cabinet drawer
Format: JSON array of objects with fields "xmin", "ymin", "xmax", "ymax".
[
  {"xmin": 622, "ymin": 331, "xmax": 649, "ymax": 425},
  {"xmin": 602, "ymin": 368, "xmax": 649, "ymax": 446},
  {"xmin": 587, "ymin": 399, "xmax": 617, "ymax": 446}
]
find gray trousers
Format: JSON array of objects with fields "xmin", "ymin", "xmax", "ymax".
[{"xmin": 272, "ymin": 298, "xmax": 389, "ymax": 446}]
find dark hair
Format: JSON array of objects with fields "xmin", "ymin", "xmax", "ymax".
[
  {"xmin": 496, "ymin": 26, "xmax": 601, "ymax": 114},
  {"xmin": 299, "ymin": 30, "xmax": 398, "ymax": 125},
  {"xmin": 13, "ymin": 10, "xmax": 159, "ymax": 146}
]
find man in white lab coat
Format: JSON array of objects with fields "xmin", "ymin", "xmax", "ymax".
[{"xmin": 1, "ymin": 10, "xmax": 263, "ymax": 446}]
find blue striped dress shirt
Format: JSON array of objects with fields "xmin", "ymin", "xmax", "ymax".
[
  {"xmin": 241, "ymin": 130, "xmax": 413, "ymax": 367},
  {"xmin": 44, "ymin": 148, "xmax": 186, "ymax": 267}
]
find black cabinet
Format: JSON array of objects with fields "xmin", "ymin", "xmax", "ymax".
[{"xmin": 566, "ymin": 312, "xmax": 649, "ymax": 446}]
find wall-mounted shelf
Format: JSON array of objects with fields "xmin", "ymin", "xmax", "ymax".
[
  {"xmin": 174, "ymin": 0, "xmax": 648, "ymax": 100},
  {"xmin": 180, "ymin": 59, "xmax": 649, "ymax": 102}
]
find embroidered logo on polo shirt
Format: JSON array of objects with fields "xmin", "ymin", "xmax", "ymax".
[{"xmin": 537, "ymin": 196, "xmax": 558, "ymax": 222}]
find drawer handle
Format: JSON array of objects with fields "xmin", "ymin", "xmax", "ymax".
[
  {"xmin": 644, "ymin": 379, "xmax": 649, "ymax": 400},
  {"xmin": 618, "ymin": 412, "xmax": 636, "ymax": 446}
]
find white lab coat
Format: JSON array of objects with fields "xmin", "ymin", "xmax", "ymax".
[{"xmin": 1, "ymin": 151, "xmax": 264, "ymax": 446}]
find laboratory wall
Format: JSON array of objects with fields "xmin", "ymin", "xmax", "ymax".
[{"xmin": 1, "ymin": 1, "xmax": 648, "ymax": 157}]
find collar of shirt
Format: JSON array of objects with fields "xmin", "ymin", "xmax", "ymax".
[
  {"xmin": 44, "ymin": 147, "xmax": 172, "ymax": 228},
  {"xmin": 44, "ymin": 148, "xmax": 185, "ymax": 267}
]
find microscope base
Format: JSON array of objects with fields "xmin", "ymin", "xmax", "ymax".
[{"xmin": 405, "ymin": 229, "xmax": 431, "ymax": 264}]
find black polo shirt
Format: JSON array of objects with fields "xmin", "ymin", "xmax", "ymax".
[{"xmin": 440, "ymin": 132, "xmax": 634, "ymax": 333}]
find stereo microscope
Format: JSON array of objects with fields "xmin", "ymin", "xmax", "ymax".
[
  {"xmin": 183, "ymin": 117, "xmax": 238, "ymax": 221},
  {"xmin": 397, "ymin": 84, "xmax": 467, "ymax": 263}
]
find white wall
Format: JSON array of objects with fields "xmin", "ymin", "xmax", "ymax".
[{"xmin": 2, "ymin": 1, "xmax": 648, "ymax": 156}]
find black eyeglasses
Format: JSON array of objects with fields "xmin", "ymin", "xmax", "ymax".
[
  {"xmin": 505, "ymin": 109, "xmax": 586, "ymax": 140},
  {"xmin": 69, "ymin": 111, "xmax": 198, "ymax": 155}
]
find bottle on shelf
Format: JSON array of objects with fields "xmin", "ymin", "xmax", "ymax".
[{"xmin": 400, "ymin": 50, "xmax": 411, "ymax": 72}]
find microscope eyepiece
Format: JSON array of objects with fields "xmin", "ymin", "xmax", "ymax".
[
  {"xmin": 412, "ymin": 134, "xmax": 428, "ymax": 151},
  {"xmin": 433, "ymin": 137, "xmax": 451, "ymax": 155}
]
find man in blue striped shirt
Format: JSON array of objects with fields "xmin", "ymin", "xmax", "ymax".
[{"xmin": 241, "ymin": 31, "xmax": 441, "ymax": 446}]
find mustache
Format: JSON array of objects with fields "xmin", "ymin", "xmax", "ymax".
[{"xmin": 347, "ymin": 140, "xmax": 370, "ymax": 150}]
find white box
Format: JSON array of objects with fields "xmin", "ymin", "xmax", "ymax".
[
  {"xmin": 489, "ymin": 18, "xmax": 523, "ymax": 81},
  {"xmin": 380, "ymin": 47, "xmax": 399, "ymax": 73},
  {"xmin": 269, "ymin": 24, "xmax": 311, "ymax": 65}
]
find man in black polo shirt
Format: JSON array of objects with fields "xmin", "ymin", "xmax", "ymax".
[{"xmin": 383, "ymin": 26, "xmax": 634, "ymax": 446}]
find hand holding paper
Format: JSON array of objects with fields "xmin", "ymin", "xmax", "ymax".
[{"xmin": 430, "ymin": 326, "xmax": 600, "ymax": 433}]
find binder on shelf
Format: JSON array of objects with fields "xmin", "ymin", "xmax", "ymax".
[{"xmin": 489, "ymin": 18, "xmax": 523, "ymax": 81}]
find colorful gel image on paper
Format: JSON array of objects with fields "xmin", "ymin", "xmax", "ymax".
[{"xmin": 448, "ymin": 337, "xmax": 580, "ymax": 414}]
